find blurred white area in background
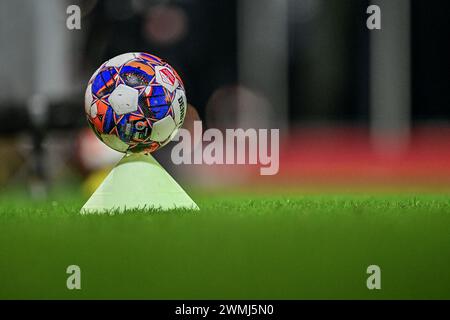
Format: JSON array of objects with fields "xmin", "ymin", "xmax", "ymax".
[
  {"xmin": 0, "ymin": 0, "xmax": 34, "ymax": 103},
  {"xmin": 0, "ymin": 0, "xmax": 77, "ymax": 104},
  {"xmin": 370, "ymin": 0, "xmax": 411, "ymax": 155},
  {"xmin": 32, "ymin": 0, "xmax": 74, "ymax": 99}
]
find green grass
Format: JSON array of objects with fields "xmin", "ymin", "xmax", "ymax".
[{"xmin": 0, "ymin": 188, "xmax": 450, "ymax": 299}]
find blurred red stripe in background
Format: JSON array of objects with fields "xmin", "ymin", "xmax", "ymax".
[{"xmin": 276, "ymin": 126, "xmax": 450, "ymax": 189}]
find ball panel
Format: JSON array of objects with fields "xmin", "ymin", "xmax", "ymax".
[
  {"xmin": 150, "ymin": 115, "xmax": 176, "ymax": 142},
  {"xmin": 100, "ymin": 134, "xmax": 129, "ymax": 152},
  {"xmin": 105, "ymin": 52, "xmax": 136, "ymax": 67},
  {"xmin": 84, "ymin": 83, "xmax": 93, "ymax": 114},
  {"xmin": 90, "ymin": 103, "xmax": 98, "ymax": 117},
  {"xmin": 154, "ymin": 65, "xmax": 179, "ymax": 93},
  {"xmin": 123, "ymin": 60, "xmax": 155, "ymax": 77},
  {"xmin": 172, "ymin": 89, "xmax": 187, "ymax": 128},
  {"xmin": 108, "ymin": 84, "xmax": 139, "ymax": 115},
  {"xmin": 92, "ymin": 68, "xmax": 118, "ymax": 98},
  {"xmin": 138, "ymin": 53, "xmax": 164, "ymax": 64},
  {"xmin": 119, "ymin": 65, "xmax": 153, "ymax": 88},
  {"xmin": 89, "ymin": 100, "xmax": 109, "ymax": 133}
]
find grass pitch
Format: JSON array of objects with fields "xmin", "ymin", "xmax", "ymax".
[{"xmin": 0, "ymin": 188, "xmax": 449, "ymax": 299}]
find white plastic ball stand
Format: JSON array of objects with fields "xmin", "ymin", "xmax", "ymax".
[{"xmin": 80, "ymin": 152, "xmax": 199, "ymax": 213}]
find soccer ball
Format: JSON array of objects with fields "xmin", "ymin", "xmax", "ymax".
[{"xmin": 84, "ymin": 52, "xmax": 187, "ymax": 153}]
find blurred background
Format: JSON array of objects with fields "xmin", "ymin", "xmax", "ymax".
[{"xmin": 0, "ymin": 0, "xmax": 449, "ymax": 197}]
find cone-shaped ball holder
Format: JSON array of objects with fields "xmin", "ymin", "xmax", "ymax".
[{"xmin": 81, "ymin": 153, "xmax": 199, "ymax": 213}]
